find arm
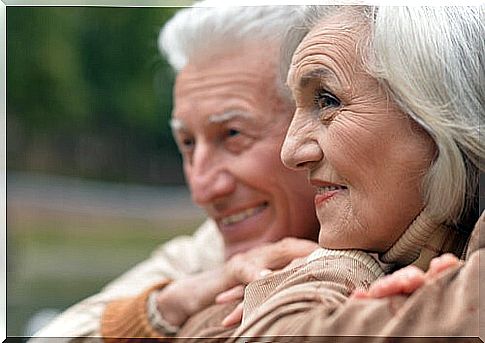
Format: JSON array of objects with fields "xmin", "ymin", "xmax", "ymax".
[
  {"xmin": 100, "ymin": 238, "xmax": 319, "ymax": 341},
  {"xmin": 31, "ymin": 220, "xmax": 224, "ymax": 341},
  {"xmin": 232, "ymin": 215, "xmax": 484, "ymax": 340},
  {"xmin": 232, "ymin": 249, "xmax": 385, "ymax": 338},
  {"xmin": 230, "ymin": 252, "xmax": 479, "ymax": 339}
]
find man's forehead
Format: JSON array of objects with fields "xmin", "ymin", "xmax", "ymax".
[{"xmin": 174, "ymin": 43, "xmax": 280, "ymax": 97}]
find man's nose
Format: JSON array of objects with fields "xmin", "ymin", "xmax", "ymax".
[
  {"xmin": 187, "ymin": 144, "xmax": 236, "ymax": 205},
  {"xmin": 281, "ymin": 110, "xmax": 324, "ymax": 171}
]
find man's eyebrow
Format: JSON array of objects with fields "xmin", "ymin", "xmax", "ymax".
[
  {"xmin": 299, "ymin": 68, "xmax": 332, "ymax": 88},
  {"xmin": 208, "ymin": 110, "xmax": 250, "ymax": 124},
  {"xmin": 169, "ymin": 118, "xmax": 185, "ymax": 131}
]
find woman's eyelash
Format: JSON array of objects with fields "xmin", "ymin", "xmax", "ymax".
[
  {"xmin": 313, "ymin": 89, "xmax": 341, "ymax": 124},
  {"xmin": 313, "ymin": 90, "xmax": 341, "ymax": 110}
]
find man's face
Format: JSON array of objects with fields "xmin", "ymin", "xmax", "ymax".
[{"xmin": 171, "ymin": 43, "xmax": 319, "ymax": 258}]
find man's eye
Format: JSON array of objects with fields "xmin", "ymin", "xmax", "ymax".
[
  {"xmin": 177, "ymin": 137, "xmax": 195, "ymax": 152},
  {"xmin": 226, "ymin": 128, "xmax": 241, "ymax": 138},
  {"xmin": 314, "ymin": 91, "xmax": 341, "ymax": 110},
  {"xmin": 182, "ymin": 138, "xmax": 195, "ymax": 146}
]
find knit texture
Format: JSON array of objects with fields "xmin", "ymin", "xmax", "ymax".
[
  {"xmin": 242, "ymin": 249, "xmax": 385, "ymax": 326},
  {"xmin": 101, "ymin": 280, "xmax": 171, "ymax": 342},
  {"xmin": 306, "ymin": 248, "xmax": 384, "ymax": 278},
  {"xmin": 380, "ymin": 209, "xmax": 468, "ymax": 269}
]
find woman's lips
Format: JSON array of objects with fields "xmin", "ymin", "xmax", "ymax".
[{"xmin": 314, "ymin": 185, "xmax": 347, "ymax": 206}]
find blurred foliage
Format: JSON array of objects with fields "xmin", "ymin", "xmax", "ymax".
[{"xmin": 7, "ymin": 7, "xmax": 186, "ymax": 184}]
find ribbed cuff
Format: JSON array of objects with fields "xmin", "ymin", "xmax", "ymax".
[
  {"xmin": 147, "ymin": 290, "xmax": 180, "ymax": 335},
  {"xmin": 101, "ymin": 280, "xmax": 172, "ymax": 342}
]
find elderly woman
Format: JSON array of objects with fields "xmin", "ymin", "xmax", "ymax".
[
  {"xmin": 279, "ymin": 5, "xmax": 482, "ymax": 270},
  {"xmin": 229, "ymin": 4, "xmax": 483, "ymax": 337},
  {"xmin": 173, "ymin": 5, "xmax": 483, "ymax": 339}
]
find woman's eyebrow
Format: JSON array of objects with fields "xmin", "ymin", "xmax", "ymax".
[{"xmin": 299, "ymin": 68, "xmax": 332, "ymax": 88}]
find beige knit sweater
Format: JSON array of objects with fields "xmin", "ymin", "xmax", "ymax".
[{"xmin": 100, "ymin": 213, "xmax": 482, "ymax": 341}]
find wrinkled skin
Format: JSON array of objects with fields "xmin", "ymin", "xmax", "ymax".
[
  {"xmin": 217, "ymin": 11, "xmax": 443, "ymax": 328},
  {"xmin": 157, "ymin": 43, "xmax": 320, "ymax": 328},
  {"xmin": 282, "ymin": 10, "xmax": 436, "ymax": 252},
  {"xmin": 173, "ymin": 43, "xmax": 319, "ymax": 258}
]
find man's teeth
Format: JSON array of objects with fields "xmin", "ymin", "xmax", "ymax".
[
  {"xmin": 220, "ymin": 205, "xmax": 266, "ymax": 226},
  {"xmin": 318, "ymin": 185, "xmax": 346, "ymax": 193}
]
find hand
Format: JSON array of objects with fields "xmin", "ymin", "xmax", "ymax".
[
  {"xmin": 352, "ymin": 253, "xmax": 462, "ymax": 299},
  {"xmin": 215, "ymin": 285, "xmax": 245, "ymax": 327},
  {"xmin": 217, "ymin": 238, "xmax": 319, "ymax": 327},
  {"xmin": 155, "ymin": 237, "xmax": 318, "ymax": 328},
  {"xmin": 155, "ymin": 268, "xmax": 230, "ymax": 328}
]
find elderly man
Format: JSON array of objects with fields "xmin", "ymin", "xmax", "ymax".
[{"xmin": 33, "ymin": 5, "xmax": 320, "ymax": 341}]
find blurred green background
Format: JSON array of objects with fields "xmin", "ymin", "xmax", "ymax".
[
  {"xmin": 7, "ymin": 6, "xmax": 206, "ymax": 335},
  {"xmin": 8, "ymin": 6, "xmax": 184, "ymax": 184}
]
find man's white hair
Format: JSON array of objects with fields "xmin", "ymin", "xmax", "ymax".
[
  {"xmin": 159, "ymin": 3, "xmax": 307, "ymax": 111},
  {"xmin": 283, "ymin": 6, "xmax": 484, "ymax": 229},
  {"xmin": 158, "ymin": 3, "xmax": 303, "ymax": 72}
]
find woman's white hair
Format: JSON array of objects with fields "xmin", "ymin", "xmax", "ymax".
[
  {"xmin": 371, "ymin": 6, "xmax": 483, "ymax": 228},
  {"xmin": 283, "ymin": 6, "xmax": 484, "ymax": 229}
]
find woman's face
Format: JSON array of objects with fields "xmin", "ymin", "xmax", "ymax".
[{"xmin": 282, "ymin": 11, "xmax": 436, "ymax": 252}]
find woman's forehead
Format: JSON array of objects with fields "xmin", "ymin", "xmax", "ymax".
[{"xmin": 288, "ymin": 12, "xmax": 369, "ymax": 88}]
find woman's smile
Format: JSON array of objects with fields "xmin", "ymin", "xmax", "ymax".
[{"xmin": 311, "ymin": 180, "xmax": 348, "ymax": 206}]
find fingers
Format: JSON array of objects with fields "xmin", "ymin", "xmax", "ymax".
[
  {"xmin": 352, "ymin": 254, "xmax": 463, "ymax": 300},
  {"xmin": 365, "ymin": 266, "xmax": 425, "ymax": 298},
  {"xmin": 350, "ymin": 289, "xmax": 369, "ymax": 299},
  {"xmin": 221, "ymin": 302, "xmax": 244, "ymax": 327},
  {"xmin": 228, "ymin": 253, "xmax": 273, "ymax": 285},
  {"xmin": 216, "ymin": 285, "xmax": 245, "ymax": 304},
  {"xmin": 266, "ymin": 238, "xmax": 319, "ymax": 268},
  {"xmin": 426, "ymin": 253, "xmax": 462, "ymax": 279},
  {"xmin": 226, "ymin": 238, "xmax": 318, "ymax": 285}
]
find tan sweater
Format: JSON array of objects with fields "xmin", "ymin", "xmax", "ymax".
[
  {"xmin": 230, "ymin": 219, "xmax": 482, "ymax": 339},
  {"xmin": 100, "ymin": 213, "xmax": 483, "ymax": 341}
]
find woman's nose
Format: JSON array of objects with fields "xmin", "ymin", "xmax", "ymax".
[{"xmin": 281, "ymin": 111, "xmax": 324, "ymax": 170}]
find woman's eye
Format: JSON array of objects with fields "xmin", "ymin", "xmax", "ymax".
[{"xmin": 314, "ymin": 91, "xmax": 341, "ymax": 110}]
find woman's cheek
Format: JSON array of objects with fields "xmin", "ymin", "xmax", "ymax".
[{"xmin": 325, "ymin": 118, "xmax": 371, "ymax": 178}]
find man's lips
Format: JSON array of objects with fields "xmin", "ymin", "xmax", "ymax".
[{"xmin": 218, "ymin": 202, "xmax": 269, "ymax": 226}]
